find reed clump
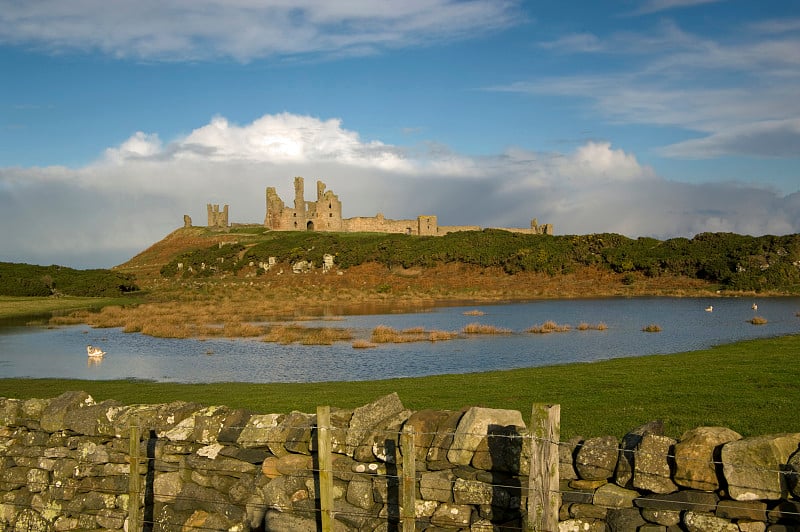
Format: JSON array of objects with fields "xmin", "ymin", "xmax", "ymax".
[
  {"xmin": 351, "ymin": 339, "xmax": 378, "ymax": 349},
  {"xmin": 370, "ymin": 325, "xmax": 414, "ymax": 343},
  {"xmin": 428, "ymin": 330, "xmax": 460, "ymax": 341},
  {"xmin": 462, "ymin": 323, "xmax": 512, "ymax": 334},
  {"xmin": 642, "ymin": 324, "xmax": 662, "ymax": 332},
  {"xmin": 370, "ymin": 325, "xmax": 460, "ymax": 343},
  {"xmin": 462, "ymin": 309, "xmax": 485, "ymax": 316},
  {"xmin": 748, "ymin": 316, "xmax": 768, "ymax": 325},
  {"xmin": 263, "ymin": 324, "xmax": 353, "ymax": 345},
  {"xmin": 527, "ymin": 321, "xmax": 571, "ymax": 334}
]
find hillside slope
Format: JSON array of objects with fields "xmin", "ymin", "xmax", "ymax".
[{"xmin": 118, "ymin": 226, "xmax": 800, "ymax": 296}]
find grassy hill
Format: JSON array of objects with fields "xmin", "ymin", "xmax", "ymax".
[
  {"xmin": 5, "ymin": 227, "xmax": 799, "ymax": 310},
  {"xmin": 118, "ymin": 226, "xmax": 800, "ymax": 295}
]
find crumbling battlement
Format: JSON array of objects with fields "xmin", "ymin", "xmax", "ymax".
[{"xmin": 263, "ymin": 176, "xmax": 553, "ymax": 236}]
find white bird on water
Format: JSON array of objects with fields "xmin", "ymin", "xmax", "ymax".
[
  {"xmin": 752, "ymin": 303, "xmax": 758, "ymax": 311},
  {"xmin": 86, "ymin": 345, "xmax": 106, "ymax": 358},
  {"xmin": 705, "ymin": 306, "xmax": 713, "ymax": 312}
]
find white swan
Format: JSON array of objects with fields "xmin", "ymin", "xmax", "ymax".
[
  {"xmin": 87, "ymin": 345, "xmax": 106, "ymax": 358},
  {"xmin": 752, "ymin": 303, "xmax": 758, "ymax": 311},
  {"xmin": 705, "ymin": 306, "xmax": 713, "ymax": 312}
]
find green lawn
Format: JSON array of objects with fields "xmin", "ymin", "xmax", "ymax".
[
  {"xmin": 0, "ymin": 295, "xmax": 141, "ymax": 320},
  {"xmin": 2, "ymin": 334, "xmax": 798, "ymax": 439}
]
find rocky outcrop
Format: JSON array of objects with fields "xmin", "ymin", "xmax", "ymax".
[{"xmin": 1, "ymin": 393, "xmax": 800, "ymax": 531}]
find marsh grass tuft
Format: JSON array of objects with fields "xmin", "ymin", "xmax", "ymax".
[
  {"xmin": 462, "ymin": 309, "xmax": 485, "ymax": 316},
  {"xmin": 263, "ymin": 324, "xmax": 353, "ymax": 345},
  {"xmin": 428, "ymin": 330, "xmax": 460, "ymax": 341},
  {"xmin": 351, "ymin": 339, "xmax": 378, "ymax": 349},
  {"xmin": 527, "ymin": 321, "xmax": 571, "ymax": 334},
  {"xmin": 462, "ymin": 323, "xmax": 512, "ymax": 334},
  {"xmin": 748, "ymin": 316, "xmax": 768, "ymax": 325},
  {"xmin": 642, "ymin": 323, "xmax": 662, "ymax": 332},
  {"xmin": 370, "ymin": 325, "xmax": 459, "ymax": 343}
]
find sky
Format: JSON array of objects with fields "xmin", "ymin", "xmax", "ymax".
[{"xmin": 1, "ymin": 0, "xmax": 799, "ymax": 269}]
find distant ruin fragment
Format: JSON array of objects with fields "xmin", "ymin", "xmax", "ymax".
[
  {"xmin": 264, "ymin": 176, "xmax": 553, "ymax": 236},
  {"xmin": 207, "ymin": 204, "xmax": 229, "ymax": 229},
  {"xmin": 183, "ymin": 214, "xmax": 192, "ymax": 228}
]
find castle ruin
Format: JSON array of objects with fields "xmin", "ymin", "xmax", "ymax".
[
  {"xmin": 263, "ymin": 176, "xmax": 553, "ymax": 236},
  {"xmin": 207, "ymin": 204, "xmax": 229, "ymax": 229}
]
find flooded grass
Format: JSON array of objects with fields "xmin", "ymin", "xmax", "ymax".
[{"xmin": 642, "ymin": 323, "xmax": 663, "ymax": 332}]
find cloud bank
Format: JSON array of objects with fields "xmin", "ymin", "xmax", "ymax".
[{"xmin": 1, "ymin": 113, "xmax": 797, "ymax": 269}]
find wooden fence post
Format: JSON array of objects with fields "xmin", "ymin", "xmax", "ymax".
[
  {"xmin": 316, "ymin": 405, "xmax": 334, "ymax": 532},
  {"xmin": 526, "ymin": 404, "xmax": 561, "ymax": 531},
  {"xmin": 128, "ymin": 416, "xmax": 141, "ymax": 532},
  {"xmin": 400, "ymin": 426, "xmax": 416, "ymax": 532}
]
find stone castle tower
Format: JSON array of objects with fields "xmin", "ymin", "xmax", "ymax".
[
  {"xmin": 207, "ymin": 204, "xmax": 229, "ymax": 228},
  {"xmin": 265, "ymin": 177, "xmax": 343, "ymax": 231}
]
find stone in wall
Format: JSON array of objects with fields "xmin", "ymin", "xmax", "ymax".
[
  {"xmin": 631, "ymin": 433, "xmax": 677, "ymax": 494},
  {"xmin": 446, "ymin": 407, "xmax": 525, "ymax": 466},
  {"xmin": 575, "ymin": 435, "xmax": 618, "ymax": 481},
  {"xmin": 673, "ymin": 426, "xmax": 742, "ymax": 491},
  {"xmin": 722, "ymin": 433, "xmax": 800, "ymax": 500}
]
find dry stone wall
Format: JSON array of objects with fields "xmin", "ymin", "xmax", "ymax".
[{"xmin": 1, "ymin": 392, "xmax": 800, "ymax": 531}]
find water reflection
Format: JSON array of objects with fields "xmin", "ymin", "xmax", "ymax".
[{"xmin": 0, "ymin": 297, "xmax": 798, "ymax": 383}]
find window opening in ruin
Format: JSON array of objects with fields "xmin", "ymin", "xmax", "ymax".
[
  {"xmin": 294, "ymin": 221, "xmax": 298, "ymax": 228},
  {"xmin": 329, "ymin": 213, "xmax": 333, "ymax": 217},
  {"xmin": 307, "ymin": 221, "xmax": 314, "ymax": 231}
]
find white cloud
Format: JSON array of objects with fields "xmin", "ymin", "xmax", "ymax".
[
  {"xmin": 0, "ymin": 0, "xmax": 521, "ymax": 61},
  {"xmin": 104, "ymin": 132, "xmax": 163, "ymax": 162},
  {"xmin": 629, "ymin": 0, "xmax": 723, "ymax": 16},
  {"xmin": 0, "ymin": 112, "xmax": 797, "ymax": 269}
]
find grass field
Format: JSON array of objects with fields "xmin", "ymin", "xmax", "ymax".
[
  {"xmin": 0, "ymin": 295, "xmax": 143, "ymax": 320},
  {"xmin": 1, "ymin": 334, "xmax": 797, "ymax": 439}
]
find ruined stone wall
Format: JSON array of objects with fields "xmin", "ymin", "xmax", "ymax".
[
  {"xmin": 436, "ymin": 225, "xmax": 482, "ymax": 235},
  {"xmin": 4, "ymin": 392, "xmax": 796, "ymax": 531},
  {"xmin": 343, "ymin": 214, "xmax": 419, "ymax": 235}
]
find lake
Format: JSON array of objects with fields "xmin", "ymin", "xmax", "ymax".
[{"xmin": 1, "ymin": 297, "xmax": 798, "ymax": 383}]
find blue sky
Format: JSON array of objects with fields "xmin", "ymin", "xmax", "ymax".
[{"xmin": 1, "ymin": 0, "xmax": 799, "ymax": 268}]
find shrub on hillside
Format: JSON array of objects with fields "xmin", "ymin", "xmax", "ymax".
[{"xmin": 0, "ymin": 262, "xmax": 139, "ymax": 297}]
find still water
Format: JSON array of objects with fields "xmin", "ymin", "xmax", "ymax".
[{"xmin": 1, "ymin": 297, "xmax": 798, "ymax": 383}]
